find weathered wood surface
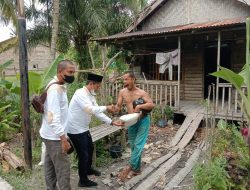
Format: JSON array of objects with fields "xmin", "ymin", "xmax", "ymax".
[
  {"xmin": 164, "ymin": 147, "xmax": 202, "ymax": 190},
  {"xmin": 17, "ymin": 0, "xmax": 32, "ymax": 169},
  {"xmin": 90, "ymin": 124, "xmax": 121, "ymax": 142},
  {"xmin": 182, "ymin": 51, "xmax": 203, "ymax": 101},
  {"xmin": 120, "ymin": 149, "xmax": 178, "ymax": 190},
  {"xmin": 135, "ymin": 151, "xmax": 182, "ymax": 190},
  {"xmin": 215, "ymin": 83, "xmax": 247, "ymax": 116},
  {"xmin": 178, "ymin": 113, "xmax": 204, "ymax": 149},
  {"xmin": 104, "ymin": 80, "xmax": 179, "ymax": 109},
  {"xmin": 170, "ymin": 113, "xmax": 196, "ymax": 147},
  {"xmin": 0, "ymin": 143, "xmax": 25, "ymax": 170}
]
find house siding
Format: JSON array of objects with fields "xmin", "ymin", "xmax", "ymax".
[
  {"xmin": 142, "ymin": 0, "xmax": 250, "ymax": 30},
  {"xmin": 231, "ymin": 41, "xmax": 246, "ymax": 73},
  {"xmin": 182, "ymin": 49, "xmax": 203, "ymax": 101},
  {"xmin": 0, "ymin": 45, "xmax": 52, "ymax": 76}
]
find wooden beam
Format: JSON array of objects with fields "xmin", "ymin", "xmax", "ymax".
[
  {"xmin": 178, "ymin": 37, "xmax": 181, "ymax": 111},
  {"xmin": 87, "ymin": 41, "xmax": 95, "ymax": 69},
  {"xmin": 17, "ymin": 0, "xmax": 32, "ymax": 169},
  {"xmin": 215, "ymin": 31, "xmax": 221, "ymax": 112}
]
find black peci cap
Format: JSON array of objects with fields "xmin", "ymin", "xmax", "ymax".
[{"xmin": 87, "ymin": 73, "xmax": 103, "ymax": 82}]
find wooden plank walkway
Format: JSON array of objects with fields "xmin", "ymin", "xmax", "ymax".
[
  {"xmin": 170, "ymin": 113, "xmax": 196, "ymax": 147},
  {"xmin": 90, "ymin": 124, "xmax": 121, "ymax": 142},
  {"xmin": 164, "ymin": 144, "xmax": 203, "ymax": 190},
  {"xmin": 118, "ymin": 103, "xmax": 205, "ymax": 190},
  {"xmin": 178, "ymin": 113, "xmax": 204, "ymax": 149},
  {"xmin": 176, "ymin": 101, "xmax": 205, "ymax": 116}
]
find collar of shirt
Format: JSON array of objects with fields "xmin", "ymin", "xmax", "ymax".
[
  {"xmin": 53, "ymin": 76, "xmax": 67, "ymax": 89},
  {"xmin": 83, "ymin": 86, "xmax": 96, "ymax": 96}
]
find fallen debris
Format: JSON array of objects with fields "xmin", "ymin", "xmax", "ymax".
[{"xmin": 0, "ymin": 143, "xmax": 25, "ymax": 171}]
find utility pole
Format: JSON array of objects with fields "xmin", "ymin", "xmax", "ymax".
[{"xmin": 17, "ymin": 0, "xmax": 32, "ymax": 169}]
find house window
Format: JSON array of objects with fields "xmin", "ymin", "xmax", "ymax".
[
  {"xmin": 33, "ymin": 64, "xmax": 38, "ymax": 69},
  {"xmin": 142, "ymin": 54, "xmax": 182, "ymax": 81}
]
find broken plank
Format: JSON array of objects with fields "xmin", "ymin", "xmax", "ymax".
[
  {"xmin": 0, "ymin": 143, "xmax": 25, "ymax": 170},
  {"xmin": 178, "ymin": 113, "xmax": 204, "ymax": 149},
  {"xmin": 164, "ymin": 148, "xmax": 202, "ymax": 190},
  {"xmin": 122, "ymin": 149, "xmax": 178, "ymax": 190},
  {"xmin": 135, "ymin": 151, "xmax": 182, "ymax": 190},
  {"xmin": 170, "ymin": 113, "xmax": 196, "ymax": 147}
]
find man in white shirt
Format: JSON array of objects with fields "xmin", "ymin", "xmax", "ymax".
[
  {"xmin": 39, "ymin": 60, "xmax": 75, "ymax": 190},
  {"xmin": 67, "ymin": 73, "xmax": 123, "ymax": 188}
]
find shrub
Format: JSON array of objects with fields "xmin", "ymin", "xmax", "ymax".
[
  {"xmin": 193, "ymin": 157, "xmax": 232, "ymax": 190},
  {"xmin": 151, "ymin": 105, "xmax": 162, "ymax": 124},
  {"xmin": 163, "ymin": 105, "xmax": 174, "ymax": 120}
]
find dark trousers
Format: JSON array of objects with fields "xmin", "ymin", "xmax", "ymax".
[{"xmin": 68, "ymin": 131, "xmax": 93, "ymax": 183}]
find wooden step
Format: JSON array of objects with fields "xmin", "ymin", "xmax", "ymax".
[{"xmin": 178, "ymin": 113, "xmax": 204, "ymax": 149}]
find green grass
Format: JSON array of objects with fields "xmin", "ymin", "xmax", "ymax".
[{"xmin": 0, "ymin": 168, "xmax": 36, "ymax": 190}]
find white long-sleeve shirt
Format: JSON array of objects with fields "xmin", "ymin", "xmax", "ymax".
[
  {"xmin": 66, "ymin": 87, "xmax": 112, "ymax": 134},
  {"xmin": 39, "ymin": 77, "xmax": 68, "ymax": 140}
]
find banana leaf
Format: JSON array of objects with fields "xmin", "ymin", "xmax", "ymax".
[
  {"xmin": 0, "ymin": 59, "xmax": 14, "ymax": 70},
  {"xmin": 40, "ymin": 54, "xmax": 64, "ymax": 90}
]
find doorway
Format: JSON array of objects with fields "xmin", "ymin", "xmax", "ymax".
[{"xmin": 204, "ymin": 45, "xmax": 231, "ymax": 98}]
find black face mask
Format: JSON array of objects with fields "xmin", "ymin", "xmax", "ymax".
[{"xmin": 63, "ymin": 75, "xmax": 75, "ymax": 84}]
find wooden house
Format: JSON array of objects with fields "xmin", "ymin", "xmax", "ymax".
[{"xmin": 95, "ymin": 0, "xmax": 250, "ymax": 120}]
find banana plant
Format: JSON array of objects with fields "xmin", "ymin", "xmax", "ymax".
[
  {"xmin": 15, "ymin": 54, "xmax": 65, "ymax": 95},
  {"xmin": 0, "ymin": 59, "xmax": 14, "ymax": 78},
  {"xmin": 0, "ymin": 104, "xmax": 20, "ymax": 141},
  {"xmin": 211, "ymin": 18, "xmax": 250, "ymax": 156},
  {"xmin": 40, "ymin": 54, "xmax": 65, "ymax": 90}
]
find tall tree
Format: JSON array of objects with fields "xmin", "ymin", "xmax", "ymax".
[
  {"xmin": 25, "ymin": 0, "xmax": 148, "ymax": 78},
  {"xmin": 0, "ymin": 0, "xmax": 17, "ymax": 25},
  {"xmin": 50, "ymin": 0, "xmax": 59, "ymax": 59}
]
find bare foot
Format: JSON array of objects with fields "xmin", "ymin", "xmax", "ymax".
[
  {"xmin": 118, "ymin": 165, "xmax": 131, "ymax": 181},
  {"xmin": 127, "ymin": 170, "xmax": 141, "ymax": 179}
]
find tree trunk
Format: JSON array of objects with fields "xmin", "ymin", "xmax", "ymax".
[
  {"xmin": 50, "ymin": 0, "xmax": 60, "ymax": 60},
  {"xmin": 74, "ymin": 39, "xmax": 92, "ymax": 81},
  {"xmin": 17, "ymin": 0, "xmax": 32, "ymax": 169}
]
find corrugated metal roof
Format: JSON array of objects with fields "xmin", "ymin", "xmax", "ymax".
[{"xmin": 94, "ymin": 17, "xmax": 246, "ymax": 42}]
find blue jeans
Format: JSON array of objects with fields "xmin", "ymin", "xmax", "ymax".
[{"xmin": 128, "ymin": 116, "xmax": 150, "ymax": 172}]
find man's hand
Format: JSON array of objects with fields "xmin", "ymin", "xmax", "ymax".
[
  {"xmin": 133, "ymin": 105, "xmax": 141, "ymax": 113},
  {"xmin": 107, "ymin": 104, "xmax": 115, "ymax": 113},
  {"xmin": 111, "ymin": 120, "xmax": 125, "ymax": 127},
  {"xmin": 60, "ymin": 135, "xmax": 71, "ymax": 153}
]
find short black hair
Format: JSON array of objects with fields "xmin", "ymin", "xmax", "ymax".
[
  {"xmin": 57, "ymin": 60, "xmax": 74, "ymax": 73},
  {"xmin": 123, "ymin": 71, "xmax": 136, "ymax": 79}
]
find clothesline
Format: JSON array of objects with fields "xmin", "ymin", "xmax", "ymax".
[{"xmin": 120, "ymin": 48, "xmax": 180, "ymax": 56}]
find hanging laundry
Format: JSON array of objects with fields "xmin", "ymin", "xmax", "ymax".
[{"xmin": 155, "ymin": 49, "xmax": 179, "ymax": 80}]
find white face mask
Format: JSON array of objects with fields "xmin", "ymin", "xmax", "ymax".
[{"xmin": 90, "ymin": 89, "xmax": 96, "ymax": 96}]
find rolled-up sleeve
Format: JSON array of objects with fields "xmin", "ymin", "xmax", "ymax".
[{"xmin": 46, "ymin": 89, "xmax": 64, "ymax": 137}]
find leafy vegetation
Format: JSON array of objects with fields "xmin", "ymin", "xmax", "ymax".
[
  {"xmin": 211, "ymin": 18, "xmax": 250, "ymax": 157},
  {"xmin": 193, "ymin": 121, "xmax": 250, "ymax": 190},
  {"xmin": 194, "ymin": 157, "xmax": 232, "ymax": 190},
  {"xmin": 163, "ymin": 105, "xmax": 174, "ymax": 121}
]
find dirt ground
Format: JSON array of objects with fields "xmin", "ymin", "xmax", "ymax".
[{"xmin": 3, "ymin": 123, "xmax": 206, "ymax": 190}]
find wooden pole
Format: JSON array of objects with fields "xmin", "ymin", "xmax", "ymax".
[
  {"xmin": 215, "ymin": 31, "xmax": 221, "ymax": 112},
  {"xmin": 17, "ymin": 0, "xmax": 32, "ymax": 169},
  {"xmin": 177, "ymin": 36, "xmax": 181, "ymax": 111},
  {"xmin": 50, "ymin": 0, "xmax": 60, "ymax": 59}
]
